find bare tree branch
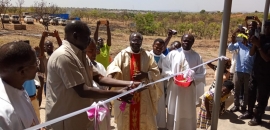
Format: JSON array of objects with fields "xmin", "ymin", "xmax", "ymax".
[
  {"xmin": 16, "ymin": 0, "xmax": 24, "ymax": 24},
  {"xmin": 0, "ymin": 0, "xmax": 12, "ymax": 29},
  {"xmin": 32, "ymin": 0, "xmax": 47, "ymax": 18},
  {"xmin": 48, "ymin": 3, "xmax": 59, "ymax": 15}
]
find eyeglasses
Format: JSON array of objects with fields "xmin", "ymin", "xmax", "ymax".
[
  {"xmin": 17, "ymin": 59, "xmax": 40, "ymax": 71},
  {"xmin": 29, "ymin": 59, "xmax": 40, "ymax": 67}
]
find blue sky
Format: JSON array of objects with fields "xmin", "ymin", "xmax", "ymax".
[{"xmin": 20, "ymin": 0, "xmax": 267, "ymax": 12}]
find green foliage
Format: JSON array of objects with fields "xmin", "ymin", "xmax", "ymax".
[
  {"xmin": 200, "ymin": 9, "xmax": 206, "ymax": 14},
  {"xmin": 4, "ymin": 6, "xmax": 265, "ymax": 39},
  {"xmin": 134, "ymin": 13, "xmax": 157, "ymax": 35}
]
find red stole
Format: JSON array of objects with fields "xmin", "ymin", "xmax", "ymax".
[{"xmin": 129, "ymin": 53, "xmax": 141, "ymax": 130}]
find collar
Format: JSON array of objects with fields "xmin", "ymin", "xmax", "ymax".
[
  {"xmin": 45, "ymin": 52, "xmax": 50, "ymax": 59},
  {"xmin": 150, "ymin": 50, "xmax": 165, "ymax": 57},
  {"xmin": 91, "ymin": 61, "xmax": 97, "ymax": 67},
  {"xmin": 0, "ymin": 78, "xmax": 24, "ymax": 104},
  {"xmin": 0, "ymin": 78, "xmax": 10, "ymax": 104},
  {"xmin": 62, "ymin": 40, "xmax": 82, "ymax": 55},
  {"xmin": 183, "ymin": 49, "xmax": 193, "ymax": 53},
  {"xmin": 177, "ymin": 47, "xmax": 183, "ymax": 52}
]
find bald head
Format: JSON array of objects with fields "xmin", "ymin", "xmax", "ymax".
[
  {"xmin": 129, "ymin": 32, "xmax": 143, "ymax": 53},
  {"xmin": 0, "ymin": 41, "xmax": 36, "ymax": 73},
  {"xmin": 64, "ymin": 20, "xmax": 91, "ymax": 50},
  {"xmin": 181, "ymin": 34, "xmax": 195, "ymax": 50},
  {"xmin": 65, "ymin": 20, "xmax": 91, "ymax": 36},
  {"xmin": 129, "ymin": 32, "xmax": 143, "ymax": 41}
]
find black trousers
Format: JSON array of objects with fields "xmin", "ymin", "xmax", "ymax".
[
  {"xmin": 254, "ymin": 78, "xmax": 270, "ymax": 121},
  {"xmin": 247, "ymin": 76, "xmax": 257, "ymax": 113}
]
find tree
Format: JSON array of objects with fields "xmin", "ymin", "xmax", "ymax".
[
  {"xmin": 0, "ymin": 0, "xmax": 11, "ymax": 29},
  {"xmin": 47, "ymin": 3, "xmax": 59, "ymax": 15},
  {"xmin": 134, "ymin": 13, "xmax": 157, "ymax": 35},
  {"xmin": 7, "ymin": 6, "xmax": 17, "ymax": 14},
  {"xmin": 32, "ymin": 0, "xmax": 47, "ymax": 18},
  {"xmin": 200, "ymin": 9, "xmax": 206, "ymax": 14},
  {"xmin": 17, "ymin": 0, "xmax": 24, "ymax": 24}
]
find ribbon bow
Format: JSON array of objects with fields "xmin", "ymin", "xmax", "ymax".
[
  {"xmin": 119, "ymin": 81, "xmax": 136, "ymax": 112},
  {"xmin": 86, "ymin": 101, "xmax": 109, "ymax": 130},
  {"xmin": 183, "ymin": 69, "xmax": 194, "ymax": 82}
]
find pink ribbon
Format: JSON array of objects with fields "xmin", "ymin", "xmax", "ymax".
[
  {"xmin": 119, "ymin": 81, "xmax": 135, "ymax": 112},
  {"xmin": 119, "ymin": 102, "xmax": 126, "ymax": 111},
  {"xmin": 86, "ymin": 101, "xmax": 109, "ymax": 130}
]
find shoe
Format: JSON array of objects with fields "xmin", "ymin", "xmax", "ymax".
[
  {"xmin": 248, "ymin": 117, "xmax": 261, "ymax": 126},
  {"xmin": 239, "ymin": 112, "xmax": 253, "ymax": 119},
  {"xmin": 230, "ymin": 106, "xmax": 239, "ymax": 112},
  {"xmin": 241, "ymin": 106, "xmax": 247, "ymax": 112}
]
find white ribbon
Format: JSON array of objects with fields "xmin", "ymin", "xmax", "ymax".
[{"xmin": 25, "ymin": 56, "xmax": 228, "ymax": 130}]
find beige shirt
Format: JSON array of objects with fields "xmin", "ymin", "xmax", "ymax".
[{"xmin": 45, "ymin": 40, "xmax": 99, "ymax": 130}]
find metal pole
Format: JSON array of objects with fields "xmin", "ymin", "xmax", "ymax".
[
  {"xmin": 211, "ymin": 0, "xmax": 232, "ymax": 130},
  {"xmin": 261, "ymin": 0, "xmax": 270, "ymax": 34}
]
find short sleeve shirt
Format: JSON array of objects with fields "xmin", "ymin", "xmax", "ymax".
[
  {"xmin": 203, "ymin": 88, "xmax": 231, "ymax": 104},
  {"xmin": 45, "ymin": 40, "xmax": 99, "ymax": 130},
  {"xmin": 96, "ymin": 44, "xmax": 110, "ymax": 68},
  {"xmin": 162, "ymin": 48, "xmax": 170, "ymax": 56},
  {"xmin": 23, "ymin": 80, "xmax": 36, "ymax": 96}
]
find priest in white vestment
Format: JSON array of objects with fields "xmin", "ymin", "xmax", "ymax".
[
  {"xmin": 162, "ymin": 34, "xmax": 206, "ymax": 130},
  {"xmin": 107, "ymin": 32, "xmax": 162, "ymax": 130}
]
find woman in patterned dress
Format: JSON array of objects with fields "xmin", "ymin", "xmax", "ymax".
[
  {"xmin": 197, "ymin": 80, "xmax": 234, "ymax": 130},
  {"xmin": 207, "ymin": 59, "xmax": 232, "ymax": 114}
]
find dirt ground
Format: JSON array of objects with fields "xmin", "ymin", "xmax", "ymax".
[
  {"xmin": 0, "ymin": 20, "xmax": 233, "ymax": 85},
  {"xmin": 0, "ymin": 20, "xmax": 233, "ymax": 128}
]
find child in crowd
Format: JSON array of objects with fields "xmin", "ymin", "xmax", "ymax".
[
  {"xmin": 207, "ymin": 59, "xmax": 232, "ymax": 115},
  {"xmin": 197, "ymin": 80, "xmax": 234, "ymax": 130},
  {"xmin": 150, "ymin": 38, "xmax": 166, "ymax": 71},
  {"xmin": 149, "ymin": 38, "xmax": 167, "ymax": 129},
  {"xmin": 207, "ymin": 59, "xmax": 232, "ymax": 90}
]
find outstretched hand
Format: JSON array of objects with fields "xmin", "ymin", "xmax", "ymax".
[
  {"xmin": 132, "ymin": 71, "xmax": 148, "ymax": 81},
  {"xmin": 250, "ymin": 35, "xmax": 260, "ymax": 47},
  {"xmin": 117, "ymin": 87, "xmax": 134, "ymax": 104},
  {"xmin": 254, "ymin": 16, "xmax": 259, "ymax": 21},
  {"xmin": 97, "ymin": 21, "xmax": 101, "ymax": 26},
  {"xmin": 168, "ymin": 29, "xmax": 173, "ymax": 37},
  {"xmin": 53, "ymin": 30, "xmax": 59, "ymax": 37},
  {"xmin": 105, "ymin": 20, "xmax": 110, "ymax": 27},
  {"xmin": 42, "ymin": 31, "xmax": 48, "ymax": 37},
  {"xmin": 231, "ymin": 35, "xmax": 236, "ymax": 44}
]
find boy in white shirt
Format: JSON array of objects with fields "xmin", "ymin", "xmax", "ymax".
[{"xmin": 149, "ymin": 38, "xmax": 166, "ymax": 129}]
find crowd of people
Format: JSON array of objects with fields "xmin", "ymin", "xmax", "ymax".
[{"xmin": 0, "ymin": 15, "xmax": 269, "ymax": 130}]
